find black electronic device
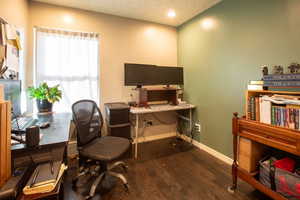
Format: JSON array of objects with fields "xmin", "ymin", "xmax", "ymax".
[
  {"xmin": 25, "ymin": 126, "xmax": 40, "ymax": 148},
  {"xmin": 124, "ymin": 63, "xmax": 184, "ymax": 87},
  {"xmin": 0, "ymin": 79, "xmax": 21, "ymax": 116},
  {"xmin": 39, "ymin": 122, "xmax": 50, "ymax": 129},
  {"xmin": 105, "ymin": 102, "xmax": 130, "ymax": 125},
  {"xmin": 104, "ymin": 102, "xmax": 131, "ymax": 139}
]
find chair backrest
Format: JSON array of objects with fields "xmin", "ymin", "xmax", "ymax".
[{"xmin": 72, "ymin": 100, "xmax": 103, "ymax": 147}]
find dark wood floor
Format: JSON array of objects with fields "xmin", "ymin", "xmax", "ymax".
[{"xmin": 64, "ymin": 138, "xmax": 271, "ymax": 200}]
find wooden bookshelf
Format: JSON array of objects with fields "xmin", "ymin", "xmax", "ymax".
[
  {"xmin": 229, "ymin": 90, "xmax": 300, "ymax": 200},
  {"xmin": 0, "ymin": 85, "xmax": 11, "ymax": 187}
]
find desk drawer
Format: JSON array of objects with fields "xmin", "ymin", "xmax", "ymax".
[{"xmin": 238, "ymin": 119, "xmax": 300, "ymax": 156}]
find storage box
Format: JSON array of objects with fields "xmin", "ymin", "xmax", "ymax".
[
  {"xmin": 104, "ymin": 102, "xmax": 130, "ymax": 125},
  {"xmin": 238, "ymin": 137, "xmax": 266, "ymax": 173},
  {"xmin": 259, "ymin": 156, "xmax": 300, "ymax": 199},
  {"xmin": 107, "ymin": 124, "xmax": 131, "ymax": 139}
]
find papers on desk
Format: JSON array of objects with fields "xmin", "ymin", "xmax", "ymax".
[
  {"xmin": 5, "ymin": 24, "xmax": 17, "ymax": 40},
  {"xmin": 6, "ymin": 43, "xmax": 19, "ymax": 72},
  {"xmin": 23, "ymin": 162, "xmax": 67, "ymax": 195},
  {"xmin": 0, "ymin": 21, "xmax": 22, "ymax": 77}
]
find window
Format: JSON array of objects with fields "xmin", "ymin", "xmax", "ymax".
[{"xmin": 35, "ymin": 28, "xmax": 99, "ymax": 112}]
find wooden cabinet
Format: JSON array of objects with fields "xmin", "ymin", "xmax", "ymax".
[
  {"xmin": 0, "ymin": 85, "xmax": 11, "ymax": 187},
  {"xmin": 230, "ymin": 90, "xmax": 300, "ymax": 200}
]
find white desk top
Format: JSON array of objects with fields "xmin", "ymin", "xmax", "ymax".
[{"xmin": 130, "ymin": 103, "xmax": 196, "ymax": 114}]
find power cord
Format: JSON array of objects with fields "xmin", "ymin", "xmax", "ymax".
[
  {"xmin": 12, "ymin": 109, "xmax": 20, "ymax": 130},
  {"xmin": 176, "ymin": 112, "xmax": 196, "ymax": 143}
]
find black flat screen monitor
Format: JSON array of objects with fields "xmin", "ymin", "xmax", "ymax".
[
  {"xmin": 124, "ymin": 63, "xmax": 183, "ymax": 86},
  {"xmin": 0, "ymin": 80, "xmax": 21, "ymax": 116}
]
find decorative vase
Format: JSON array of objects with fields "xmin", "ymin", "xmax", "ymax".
[{"xmin": 36, "ymin": 99, "xmax": 53, "ymax": 113}]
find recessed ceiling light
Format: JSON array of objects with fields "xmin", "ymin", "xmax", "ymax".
[
  {"xmin": 201, "ymin": 18, "xmax": 215, "ymax": 30},
  {"xmin": 63, "ymin": 15, "xmax": 73, "ymax": 24},
  {"xmin": 167, "ymin": 10, "xmax": 176, "ymax": 18}
]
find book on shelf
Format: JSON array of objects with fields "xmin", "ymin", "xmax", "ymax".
[
  {"xmin": 268, "ymin": 87, "xmax": 300, "ymax": 92},
  {"xmin": 250, "ymin": 80, "xmax": 264, "ymax": 85},
  {"xmin": 255, "ymin": 97, "xmax": 260, "ymax": 122},
  {"xmin": 248, "ymin": 84, "xmax": 264, "ymax": 90},
  {"xmin": 247, "ymin": 80, "xmax": 264, "ymax": 91},
  {"xmin": 23, "ymin": 162, "xmax": 67, "ymax": 195},
  {"xmin": 263, "ymin": 80, "xmax": 300, "ymax": 87},
  {"xmin": 247, "ymin": 94, "xmax": 300, "ymax": 130},
  {"xmin": 263, "ymin": 74, "xmax": 300, "ymax": 81}
]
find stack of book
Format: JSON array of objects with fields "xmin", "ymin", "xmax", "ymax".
[
  {"xmin": 263, "ymin": 74, "xmax": 300, "ymax": 88},
  {"xmin": 22, "ymin": 161, "xmax": 67, "ymax": 195},
  {"xmin": 247, "ymin": 80, "xmax": 264, "ymax": 90},
  {"xmin": 247, "ymin": 94, "xmax": 300, "ymax": 130}
]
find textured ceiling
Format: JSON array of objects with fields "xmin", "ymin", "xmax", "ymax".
[{"xmin": 31, "ymin": 0, "xmax": 221, "ymax": 26}]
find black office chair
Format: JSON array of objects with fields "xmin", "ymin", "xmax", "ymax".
[{"xmin": 72, "ymin": 100, "xmax": 130, "ymax": 199}]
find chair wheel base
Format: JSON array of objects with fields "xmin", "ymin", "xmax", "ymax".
[
  {"xmin": 122, "ymin": 165, "xmax": 129, "ymax": 173},
  {"xmin": 72, "ymin": 179, "xmax": 78, "ymax": 190},
  {"xmin": 227, "ymin": 186, "xmax": 235, "ymax": 194},
  {"xmin": 124, "ymin": 183, "xmax": 130, "ymax": 193},
  {"xmin": 85, "ymin": 195, "xmax": 92, "ymax": 200}
]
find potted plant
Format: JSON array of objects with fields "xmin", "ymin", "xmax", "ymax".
[{"xmin": 27, "ymin": 82, "xmax": 62, "ymax": 113}]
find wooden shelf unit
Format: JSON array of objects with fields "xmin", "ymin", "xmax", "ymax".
[
  {"xmin": 230, "ymin": 90, "xmax": 300, "ymax": 200},
  {"xmin": 0, "ymin": 85, "xmax": 11, "ymax": 187}
]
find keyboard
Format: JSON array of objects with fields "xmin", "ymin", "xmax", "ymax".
[{"xmin": 12, "ymin": 117, "xmax": 38, "ymax": 132}]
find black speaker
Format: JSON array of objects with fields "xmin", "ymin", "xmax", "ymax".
[{"xmin": 25, "ymin": 126, "xmax": 40, "ymax": 148}]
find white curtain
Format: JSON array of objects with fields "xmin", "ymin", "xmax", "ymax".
[{"xmin": 35, "ymin": 27, "xmax": 99, "ymax": 112}]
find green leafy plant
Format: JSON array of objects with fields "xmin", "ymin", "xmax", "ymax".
[{"xmin": 27, "ymin": 82, "xmax": 62, "ymax": 103}]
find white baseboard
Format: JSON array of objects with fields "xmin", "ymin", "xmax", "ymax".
[
  {"xmin": 133, "ymin": 132, "xmax": 233, "ymax": 165},
  {"xmin": 179, "ymin": 135, "xmax": 233, "ymax": 165}
]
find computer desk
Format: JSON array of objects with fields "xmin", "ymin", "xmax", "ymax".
[
  {"xmin": 11, "ymin": 113, "xmax": 71, "ymax": 151},
  {"xmin": 0, "ymin": 113, "xmax": 71, "ymax": 199},
  {"xmin": 130, "ymin": 103, "xmax": 196, "ymax": 159},
  {"xmin": 11, "ymin": 113, "xmax": 71, "ymax": 167}
]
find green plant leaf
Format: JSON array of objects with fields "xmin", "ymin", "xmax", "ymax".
[{"xmin": 27, "ymin": 82, "xmax": 62, "ymax": 103}]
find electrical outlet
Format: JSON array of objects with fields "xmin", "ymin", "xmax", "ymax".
[
  {"xmin": 195, "ymin": 123, "xmax": 201, "ymax": 132},
  {"xmin": 144, "ymin": 120, "xmax": 153, "ymax": 127},
  {"xmin": 147, "ymin": 121, "xmax": 153, "ymax": 126}
]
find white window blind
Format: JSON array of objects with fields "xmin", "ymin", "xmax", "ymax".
[{"xmin": 35, "ymin": 28, "xmax": 99, "ymax": 112}]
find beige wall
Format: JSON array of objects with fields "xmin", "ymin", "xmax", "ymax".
[
  {"xmin": 0, "ymin": 0, "xmax": 28, "ymax": 28},
  {"xmin": 27, "ymin": 2, "xmax": 178, "ymax": 137},
  {"xmin": 0, "ymin": 0, "xmax": 29, "ymax": 85},
  {"xmin": 27, "ymin": 1, "xmax": 177, "ymax": 105}
]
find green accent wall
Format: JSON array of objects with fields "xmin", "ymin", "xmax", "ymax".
[{"xmin": 178, "ymin": 0, "xmax": 300, "ymax": 157}]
